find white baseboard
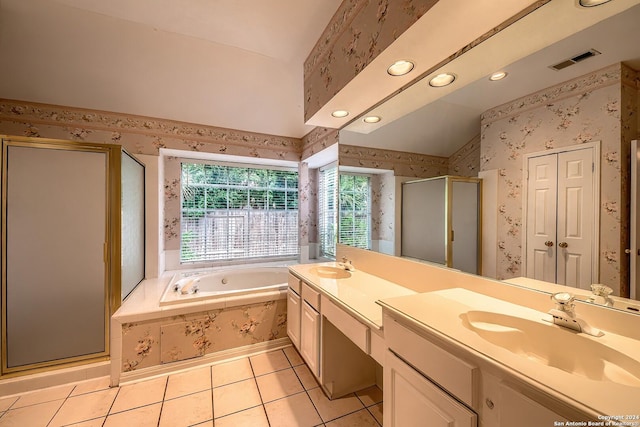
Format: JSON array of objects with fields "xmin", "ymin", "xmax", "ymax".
[{"xmin": 0, "ymin": 361, "xmax": 111, "ymax": 398}]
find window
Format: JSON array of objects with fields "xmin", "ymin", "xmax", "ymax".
[
  {"xmin": 318, "ymin": 168, "xmax": 372, "ymax": 257},
  {"xmin": 180, "ymin": 161, "xmax": 298, "ymax": 263},
  {"xmin": 318, "ymin": 165, "xmax": 338, "ymax": 258},
  {"xmin": 339, "ymin": 173, "xmax": 371, "ymax": 250}
]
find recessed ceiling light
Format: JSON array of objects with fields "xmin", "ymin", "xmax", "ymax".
[
  {"xmin": 578, "ymin": 0, "xmax": 612, "ymax": 7},
  {"xmin": 387, "ymin": 60, "xmax": 415, "ymax": 76},
  {"xmin": 489, "ymin": 71, "xmax": 508, "ymax": 81},
  {"xmin": 331, "ymin": 110, "xmax": 349, "ymax": 118},
  {"xmin": 363, "ymin": 116, "xmax": 381, "ymax": 123},
  {"xmin": 429, "ymin": 73, "xmax": 456, "ymax": 87}
]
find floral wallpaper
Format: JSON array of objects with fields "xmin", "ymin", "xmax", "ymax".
[
  {"xmin": 303, "ymin": 0, "xmax": 439, "ymax": 121},
  {"xmin": 371, "ymin": 171, "xmax": 395, "ymax": 245},
  {"xmin": 299, "ymin": 165, "xmax": 319, "ymax": 248},
  {"xmin": 480, "ymin": 63, "xmax": 639, "ymax": 296},
  {"xmin": 301, "ymin": 126, "xmax": 339, "ymax": 160},
  {"xmin": 449, "ymin": 134, "xmax": 481, "ymax": 177},
  {"xmin": 0, "ymin": 99, "xmax": 301, "ymax": 161},
  {"xmin": 121, "ymin": 299, "xmax": 287, "ymax": 371},
  {"xmin": 339, "ymin": 144, "xmax": 448, "ymax": 178},
  {"xmin": 303, "ymin": 0, "xmax": 550, "ymax": 122},
  {"xmin": 164, "ymin": 156, "xmax": 182, "ymax": 251},
  {"xmin": 299, "ymin": 162, "xmax": 310, "ymax": 251},
  {"xmin": 0, "ymin": 99, "xmax": 317, "ymax": 256}
]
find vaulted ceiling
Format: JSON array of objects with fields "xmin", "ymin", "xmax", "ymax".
[{"xmin": 0, "ymin": 0, "xmax": 342, "ymax": 138}]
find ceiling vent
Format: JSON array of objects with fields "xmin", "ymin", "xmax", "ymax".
[{"xmin": 549, "ymin": 49, "xmax": 601, "ymax": 71}]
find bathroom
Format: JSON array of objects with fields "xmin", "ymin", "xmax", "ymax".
[{"xmin": 1, "ymin": 0, "xmax": 640, "ymax": 425}]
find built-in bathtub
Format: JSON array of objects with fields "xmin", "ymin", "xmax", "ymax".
[
  {"xmin": 160, "ymin": 266, "xmax": 289, "ymax": 306},
  {"xmin": 111, "ymin": 264, "xmax": 292, "ymax": 386}
]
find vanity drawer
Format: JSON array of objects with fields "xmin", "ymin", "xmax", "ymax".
[
  {"xmin": 384, "ymin": 315, "xmax": 478, "ymax": 408},
  {"xmin": 302, "ymin": 281, "xmax": 321, "ymax": 310},
  {"xmin": 369, "ymin": 328, "xmax": 385, "ymax": 365},
  {"xmin": 288, "ymin": 273, "xmax": 301, "ymax": 295},
  {"xmin": 322, "ymin": 295, "xmax": 369, "ymax": 354}
]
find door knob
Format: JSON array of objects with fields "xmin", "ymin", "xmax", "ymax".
[
  {"xmin": 558, "ymin": 242, "xmax": 568, "ymax": 248},
  {"xmin": 545, "ymin": 241, "xmax": 554, "ymax": 247}
]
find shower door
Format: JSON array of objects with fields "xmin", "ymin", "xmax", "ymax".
[{"xmin": 2, "ymin": 138, "xmax": 114, "ymax": 375}]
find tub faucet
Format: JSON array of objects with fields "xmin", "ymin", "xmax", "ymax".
[
  {"xmin": 180, "ymin": 278, "xmax": 200, "ymax": 295},
  {"xmin": 340, "ymin": 256, "xmax": 355, "ymax": 271},
  {"xmin": 545, "ymin": 292, "xmax": 603, "ymax": 337}
]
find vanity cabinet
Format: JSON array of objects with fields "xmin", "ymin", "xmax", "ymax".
[
  {"xmin": 384, "ymin": 314, "xmax": 478, "ymax": 427},
  {"xmin": 385, "ymin": 350, "xmax": 477, "ymax": 427},
  {"xmin": 290, "ymin": 276, "xmax": 322, "ymax": 378},
  {"xmin": 287, "ymin": 270, "xmax": 379, "ymax": 399},
  {"xmin": 287, "ymin": 273, "xmax": 323, "ymax": 379},
  {"xmin": 384, "ymin": 312, "xmax": 574, "ymax": 427},
  {"xmin": 286, "ymin": 275, "xmax": 302, "ymax": 350},
  {"xmin": 495, "ymin": 383, "xmax": 567, "ymax": 427},
  {"xmin": 286, "ymin": 288, "xmax": 301, "ymax": 350},
  {"xmin": 300, "ymin": 298, "xmax": 321, "ymax": 377},
  {"xmin": 321, "ymin": 295, "xmax": 378, "ymax": 398}
]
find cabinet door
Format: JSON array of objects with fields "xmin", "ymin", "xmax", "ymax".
[
  {"xmin": 384, "ymin": 350, "xmax": 477, "ymax": 427},
  {"xmin": 300, "ymin": 301, "xmax": 320, "ymax": 378},
  {"xmin": 286, "ymin": 288, "xmax": 301, "ymax": 350},
  {"xmin": 499, "ymin": 383, "xmax": 566, "ymax": 427}
]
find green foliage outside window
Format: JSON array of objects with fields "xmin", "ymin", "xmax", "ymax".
[
  {"xmin": 180, "ymin": 162, "xmax": 298, "ymax": 263},
  {"xmin": 339, "ymin": 174, "xmax": 371, "ymax": 250}
]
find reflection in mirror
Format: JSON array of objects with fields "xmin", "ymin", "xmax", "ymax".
[
  {"xmin": 337, "ymin": 2, "xmax": 640, "ymax": 308},
  {"xmin": 401, "ymin": 176, "xmax": 482, "ymax": 275},
  {"xmin": 300, "ymin": 144, "xmax": 338, "ymax": 263},
  {"xmin": 338, "ymin": 172, "xmax": 371, "ymax": 250},
  {"xmin": 338, "ymin": 166, "xmax": 398, "ymax": 256}
]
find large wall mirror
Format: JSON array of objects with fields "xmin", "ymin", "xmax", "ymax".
[{"xmin": 335, "ymin": 1, "xmax": 640, "ymax": 309}]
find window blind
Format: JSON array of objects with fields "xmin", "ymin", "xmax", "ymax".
[
  {"xmin": 180, "ymin": 162, "xmax": 299, "ymax": 263},
  {"xmin": 339, "ymin": 174, "xmax": 371, "ymax": 250},
  {"xmin": 319, "ymin": 165, "xmax": 338, "ymax": 258}
]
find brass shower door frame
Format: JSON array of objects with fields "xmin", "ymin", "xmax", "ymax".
[{"xmin": 1, "ymin": 136, "xmax": 122, "ymax": 378}]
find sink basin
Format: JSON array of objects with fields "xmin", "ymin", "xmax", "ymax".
[
  {"xmin": 310, "ymin": 266, "xmax": 352, "ymax": 279},
  {"xmin": 460, "ymin": 311, "xmax": 640, "ymax": 387}
]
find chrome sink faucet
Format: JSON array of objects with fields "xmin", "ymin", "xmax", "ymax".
[
  {"xmin": 546, "ymin": 292, "xmax": 603, "ymax": 337},
  {"xmin": 340, "ymin": 256, "xmax": 355, "ymax": 271}
]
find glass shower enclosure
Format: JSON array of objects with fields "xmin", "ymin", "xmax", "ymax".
[
  {"xmin": 401, "ymin": 175, "xmax": 482, "ymax": 275},
  {"xmin": 0, "ymin": 136, "xmax": 145, "ymax": 377}
]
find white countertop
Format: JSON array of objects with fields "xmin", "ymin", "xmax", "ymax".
[
  {"xmin": 288, "ymin": 262, "xmax": 416, "ymax": 329},
  {"xmin": 379, "ymin": 288, "xmax": 640, "ymax": 418}
]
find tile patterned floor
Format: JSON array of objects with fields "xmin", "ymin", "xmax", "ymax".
[{"xmin": 0, "ymin": 346, "xmax": 383, "ymax": 427}]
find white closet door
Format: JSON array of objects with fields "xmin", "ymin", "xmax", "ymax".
[
  {"xmin": 556, "ymin": 148, "xmax": 594, "ymax": 289},
  {"xmin": 526, "ymin": 155, "xmax": 558, "ymax": 283},
  {"xmin": 526, "ymin": 147, "xmax": 594, "ymax": 289},
  {"xmin": 631, "ymin": 140, "xmax": 640, "ymax": 300}
]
